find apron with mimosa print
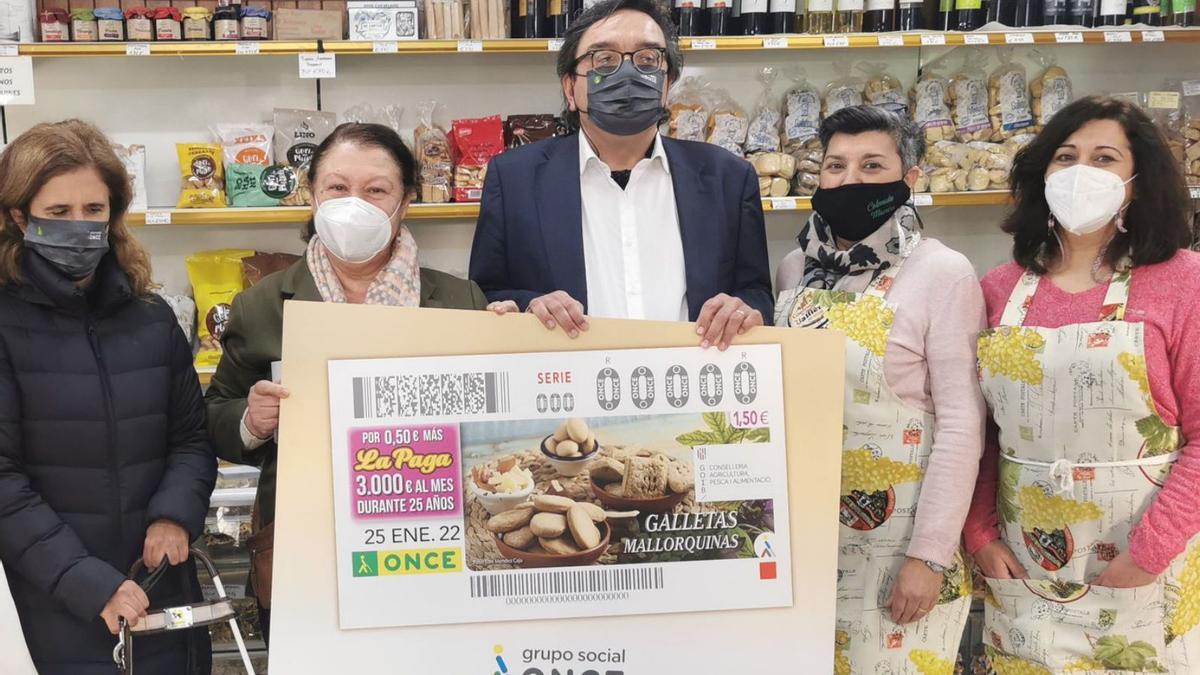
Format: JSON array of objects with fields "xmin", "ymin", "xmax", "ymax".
[
  {"xmin": 777, "ymin": 241, "xmax": 974, "ymax": 675},
  {"xmin": 978, "ymin": 268, "xmax": 1200, "ymax": 674}
]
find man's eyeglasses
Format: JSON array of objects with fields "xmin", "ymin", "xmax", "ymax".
[{"xmin": 573, "ymin": 47, "xmax": 667, "ymax": 76}]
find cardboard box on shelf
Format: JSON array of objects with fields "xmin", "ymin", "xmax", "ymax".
[
  {"xmin": 272, "ymin": 7, "xmax": 341, "ymax": 38},
  {"xmin": 347, "ymin": 0, "xmax": 417, "ymax": 41}
]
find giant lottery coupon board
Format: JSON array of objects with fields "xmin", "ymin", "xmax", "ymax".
[{"xmin": 267, "ymin": 302, "xmax": 844, "ymax": 674}]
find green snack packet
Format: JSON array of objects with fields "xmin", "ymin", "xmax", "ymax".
[{"xmin": 227, "ymin": 163, "xmax": 289, "ymax": 208}]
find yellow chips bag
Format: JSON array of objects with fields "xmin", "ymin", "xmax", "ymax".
[
  {"xmin": 177, "ymin": 143, "xmax": 227, "ymax": 208},
  {"xmin": 186, "ymin": 249, "xmax": 254, "ymax": 369}
]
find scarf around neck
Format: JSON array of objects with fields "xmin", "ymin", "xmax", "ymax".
[
  {"xmin": 306, "ymin": 227, "xmax": 422, "ymax": 306},
  {"xmin": 796, "ymin": 204, "xmax": 921, "ymax": 293}
]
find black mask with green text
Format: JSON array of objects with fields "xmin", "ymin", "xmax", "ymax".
[{"xmin": 811, "ymin": 180, "xmax": 911, "ymax": 243}]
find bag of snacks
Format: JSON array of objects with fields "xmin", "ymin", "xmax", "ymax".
[
  {"xmin": 1181, "ymin": 80, "xmax": 1200, "ymax": 186},
  {"xmin": 186, "ymin": 249, "xmax": 255, "ymax": 369},
  {"xmin": 272, "ymin": 108, "xmax": 338, "ymax": 206},
  {"xmin": 1147, "ymin": 88, "xmax": 1187, "ymax": 174},
  {"xmin": 112, "ymin": 144, "xmax": 147, "ymax": 213},
  {"xmin": 176, "ymin": 143, "xmax": 227, "ymax": 208},
  {"xmin": 342, "ymin": 103, "xmax": 404, "ymax": 134},
  {"xmin": 415, "ymin": 100, "xmax": 453, "ymax": 203},
  {"xmin": 988, "ymin": 47, "xmax": 1034, "ymax": 141},
  {"xmin": 1029, "ymin": 50, "xmax": 1072, "ymax": 131},
  {"xmin": 860, "ymin": 61, "xmax": 907, "ymax": 117},
  {"xmin": 822, "ymin": 60, "xmax": 865, "ymax": 118},
  {"xmin": 746, "ymin": 67, "xmax": 783, "ymax": 155},
  {"xmin": 505, "ymin": 114, "xmax": 562, "ymax": 149},
  {"xmin": 667, "ymin": 76, "xmax": 709, "ymax": 142},
  {"xmin": 212, "ymin": 124, "xmax": 279, "ymax": 208},
  {"xmin": 155, "ymin": 292, "xmax": 196, "ymax": 348},
  {"xmin": 783, "ymin": 68, "xmax": 822, "ymax": 156},
  {"xmin": 912, "ymin": 57, "xmax": 954, "ymax": 143},
  {"xmin": 243, "ymin": 252, "xmax": 301, "ymax": 287},
  {"xmin": 705, "ymin": 88, "xmax": 749, "ymax": 157},
  {"xmin": 450, "ymin": 115, "xmax": 505, "ymax": 202},
  {"xmin": 948, "ymin": 48, "xmax": 991, "ymax": 143}
]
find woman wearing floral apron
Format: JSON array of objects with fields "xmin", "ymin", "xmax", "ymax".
[
  {"xmin": 776, "ymin": 106, "xmax": 987, "ymax": 675},
  {"xmin": 965, "ymin": 97, "xmax": 1200, "ymax": 674}
]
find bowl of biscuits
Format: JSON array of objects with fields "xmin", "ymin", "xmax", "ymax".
[
  {"xmin": 488, "ymin": 494, "xmax": 612, "ymax": 568},
  {"xmin": 540, "ymin": 418, "xmax": 601, "ymax": 477},
  {"xmin": 589, "ymin": 449, "xmax": 693, "ymax": 514},
  {"xmin": 469, "ymin": 454, "xmax": 535, "ymax": 516}
]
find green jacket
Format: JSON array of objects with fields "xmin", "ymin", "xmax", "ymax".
[{"xmin": 204, "ymin": 259, "xmax": 488, "ymax": 527}]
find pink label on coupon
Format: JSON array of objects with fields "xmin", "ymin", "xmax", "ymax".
[{"xmin": 348, "ymin": 425, "xmax": 461, "ymax": 521}]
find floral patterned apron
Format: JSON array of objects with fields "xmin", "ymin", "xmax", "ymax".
[
  {"xmin": 777, "ymin": 243, "xmax": 974, "ymax": 675},
  {"xmin": 978, "ymin": 268, "xmax": 1200, "ymax": 674}
]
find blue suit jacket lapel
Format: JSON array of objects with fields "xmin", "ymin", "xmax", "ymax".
[
  {"xmin": 535, "ymin": 135, "xmax": 588, "ymax": 308},
  {"xmin": 663, "ymin": 137, "xmax": 716, "ymax": 319}
]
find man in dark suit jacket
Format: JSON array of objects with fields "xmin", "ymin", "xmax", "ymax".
[{"xmin": 469, "ymin": 0, "xmax": 773, "ymax": 351}]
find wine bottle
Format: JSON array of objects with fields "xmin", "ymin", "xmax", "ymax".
[
  {"xmin": 835, "ymin": 0, "xmax": 865, "ymax": 30},
  {"xmin": 939, "ymin": 0, "xmax": 956, "ymax": 27},
  {"xmin": 865, "ymin": 0, "xmax": 896, "ymax": 30},
  {"xmin": 708, "ymin": 0, "xmax": 734, "ymax": 33},
  {"xmin": 808, "ymin": 0, "xmax": 836, "ymax": 31},
  {"xmin": 550, "ymin": 0, "xmax": 567, "ymax": 36},
  {"xmin": 1013, "ymin": 0, "xmax": 1041, "ymax": 24},
  {"xmin": 1042, "ymin": 0, "xmax": 1067, "ymax": 23},
  {"xmin": 742, "ymin": 0, "xmax": 771, "ymax": 32},
  {"xmin": 1132, "ymin": 0, "xmax": 1162, "ymax": 23},
  {"xmin": 1071, "ymin": 0, "xmax": 1097, "ymax": 24},
  {"xmin": 512, "ymin": 0, "xmax": 527, "ymax": 37},
  {"xmin": 987, "ymin": 0, "xmax": 1015, "ymax": 23},
  {"xmin": 675, "ymin": 0, "xmax": 707, "ymax": 35},
  {"xmin": 897, "ymin": 0, "xmax": 925, "ymax": 26},
  {"xmin": 956, "ymin": 0, "xmax": 984, "ymax": 28},
  {"xmin": 769, "ymin": 0, "xmax": 797, "ymax": 31},
  {"xmin": 1098, "ymin": 0, "xmax": 1126, "ymax": 23},
  {"xmin": 1173, "ymin": 0, "xmax": 1195, "ymax": 24},
  {"xmin": 526, "ymin": 0, "xmax": 549, "ymax": 37}
]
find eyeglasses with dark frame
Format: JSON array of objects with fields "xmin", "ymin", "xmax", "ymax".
[{"xmin": 573, "ymin": 47, "xmax": 667, "ymax": 76}]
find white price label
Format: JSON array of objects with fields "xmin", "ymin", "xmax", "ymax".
[
  {"xmin": 125, "ymin": 43, "xmax": 151, "ymax": 56},
  {"xmin": 823, "ymin": 35, "xmax": 849, "ymax": 48},
  {"xmin": 1190, "ymin": 187, "xmax": 1200, "ymax": 200},
  {"xmin": 691, "ymin": 38, "xmax": 717, "ymax": 50},
  {"xmin": 1148, "ymin": 91, "xmax": 1181, "ymax": 110},
  {"xmin": 144, "ymin": 211, "xmax": 172, "ymax": 225},
  {"xmin": 235, "ymin": 42, "xmax": 261, "ymax": 55},
  {"xmin": 298, "ymin": 53, "xmax": 336, "ymax": 79},
  {"xmin": 0, "ymin": 44, "xmax": 18, "ymax": 57},
  {"xmin": 1104, "ymin": 31, "xmax": 1132, "ymax": 43},
  {"xmin": 768, "ymin": 197, "xmax": 798, "ymax": 210},
  {"xmin": 877, "ymin": 34, "xmax": 905, "ymax": 47},
  {"xmin": 763, "ymin": 37, "xmax": 789, "ymax": 48},
  {"xmin": 1142, "ymin": 30, "xmax": 1165, "ymax": 42},
  {"xmin": 547, "ymin": 38, "xmax": 564, "ymax": 51},
  {"xmin": 920, "ymin": 34, "xmax": 946, "ymax": 46},
  {"xmin": 964, "ymin": 33, "xmax": 990, "ymax": 45},
  {"xmin": 457, "ymin": 40, "xmax": 483, "ymax": 52},
  {"xmin": 1055, "ymin": 31, "xmax": 1084, "ymax": 43},
  {"xmin": 372, "ymin": 41, "xmax": 399, "ymax": 53},
  {"xmin": 913, "ymin": 194, "xmax": 934, "ymax": 206},
  {"xmin": 1005, "ymin": 32, "xmax": 1034, "ymax": 44},
  {"xmin": 0, "ymin": 56, "xmax": 34, "ymax": 105},
  {"xmin": 1183, "ymin": 80, "xmax": 1200, "ymax": 97}
]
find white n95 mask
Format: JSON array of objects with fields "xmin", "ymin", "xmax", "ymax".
[
  {"xmin": 1044, "ymin": 164, "xmax": 1135, "ymax": 236},
  {"xmin": 313, "ymin": 196, "xmax": 400, "ymax": 263}
]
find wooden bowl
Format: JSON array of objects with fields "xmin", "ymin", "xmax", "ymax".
[
  {"xmin": 495, "ymin": 522, "xmax": 611, "ymax": 569},
  {"xmin": 591, "ymin": 481, "xmax": 687, "ymax": 514}
]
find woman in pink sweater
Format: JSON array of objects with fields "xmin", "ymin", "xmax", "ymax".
[{"xmin": 964, "ymin": 97, "xmax": 1200, "ymax": 672}]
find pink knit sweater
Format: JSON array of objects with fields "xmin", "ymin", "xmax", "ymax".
[{"xmin": 963, "ymin": 251, "xmax": 1200, "ymax": 575}]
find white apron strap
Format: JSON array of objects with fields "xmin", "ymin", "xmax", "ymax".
[
  {"xmin": 1000, "ymin": 267, "xmax": 1134, "ymax": 327},
  {"xmin": 1099, "ymin": 267, "xmax": 1132, "ymax": 322},
  {"xmin": 862, "ymin": 231, "xmax": 921, "ymax": 300}
]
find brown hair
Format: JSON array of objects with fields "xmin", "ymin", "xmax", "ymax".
[{"xmin": 0, "ymin": 119, "xmax": 155, "ymax": 295}]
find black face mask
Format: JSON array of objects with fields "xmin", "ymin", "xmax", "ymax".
[{"xmin": 811, "ymin": 180, "xmax": 912, "ymax": 243}]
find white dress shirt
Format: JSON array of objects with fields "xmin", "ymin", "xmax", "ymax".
[{"xmin": 579, "ymin": 133, "xmax": 689, "ymax": 322}]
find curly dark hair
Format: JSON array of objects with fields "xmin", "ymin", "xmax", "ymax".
[{"xmin": 1003, "ymin": 96, "xmax": 1193, "ymax": 273}]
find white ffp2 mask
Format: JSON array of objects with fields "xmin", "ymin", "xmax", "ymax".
[
  {"xmin": 1044, "ymin": 164, "xmax": 1135, "ymax": 236},
  {"xmin": 313, "ymin": 196, "xmax": 400, "ymax": 263}
]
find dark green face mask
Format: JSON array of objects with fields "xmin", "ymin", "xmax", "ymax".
[{"xmin": 23, "ymin": 215, "xmax": 110, "ymax": 280}]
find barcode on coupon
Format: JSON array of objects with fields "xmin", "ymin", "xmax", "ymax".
[
  {"xmin": 469, "ymin": 566, "xmax": 664, "ymax": 598},
  {"xmin": 351, "ymin": 372, "xmax": 510, "ymax": 419}
]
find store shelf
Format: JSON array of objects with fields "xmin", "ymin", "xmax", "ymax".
[
  {"xmin": 13, "ymin": 28, "xmax": 1200, "ymax": 58},
  {"xmin": 128, "ymin": 207, "xmax": 311, "ymax": 226}
]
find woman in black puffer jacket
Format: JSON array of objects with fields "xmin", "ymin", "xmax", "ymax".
[{"xmin": 0, "ymin": 120, "xmax": 217, "ymax": 674}]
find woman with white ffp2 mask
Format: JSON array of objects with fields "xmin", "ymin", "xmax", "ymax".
[{"xmin": 964, "ymin": 97, "xmax": 1200, "ymax": 673}]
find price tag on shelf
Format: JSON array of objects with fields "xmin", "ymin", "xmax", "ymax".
[
  {"xmin": 1183, "ymin": 80, "xmax": 1200, "ymax": 97},
  {"xmin": 763, "ymin": 37, "xmax": 789, "ymax": 49},
  {"xmin": 877, "ymin": 34, "xmax": 904, "ymax": 47},
  {"xmin": 457, "ymin": 40, "xmax": 483, "ymax": 52},
  {"xmin": 964, "ymin": 33, "xmax": 990, "ymax": 45},
  {"xmin": 0, "ymin": 45, "xmax": 17, "ymax": 57},
  {"xmin": 547, "ymin": 38, "xmax": 564, "ymax": 51},
  {"xmin": 691, "ymin": 38, "xmax": 717, "ymax": 50},
  {"xmin": 920, "ymin": 34, "xmax": 946, "ymax": 46},
  {"xmin": 298, "ymin": 53, "xmax": 336, "ymax": 79},
  {"xmin": 372, "ymin": 41, "xmax": 398, "ymax": 53},
  {"xmin": 913, "ymin": 194, "xmax": 934, "ymax": 207},
  {"xmin": 144, "ymin": 211, "xmax": 172, "ymax": 225},
  {"xmin": 768, "ymin": 197, "xmax": 798, "ymax": 211},
  {"xmin": 125, "ymin": 43, "xmax": 151, "ymax": 56},
  {"xmin": 1148, "ymin": 91, "xmax": 1180, "ymax": 110},
  {"xmin": 823, "ymin": 35, "xmax": 849, "ymax": 48},
  {"xmin": 235, "ymin": 42, "xmax": 261, "ymax": 55},
  {"xmin": 1142, "ymin": 30, "xmax": 1165, "ymax": 42},
  {"xmin": 1104, "ymin": 31, "xmax": 1132, "ymax": 43},
  {"xmin": 1005, "ymin": 32, "xmax": 1034, "ymax": 44},
  {"xmin": 1055, "ymin": 31, "xmax": 1084, "ymax": 43}
]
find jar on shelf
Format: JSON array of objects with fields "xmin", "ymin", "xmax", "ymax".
[
  {"xmin": 240, "ymin": 7, "xmax": 271, "ymax": 40},
  {"xmin": 213, "ymin": 5, "xmax": 240, "ymax": 40},
  {"xmin": 69, "ymin": 8, "xmax": 98, "ymax": 41},
  {"xmin": 38, "ymin": 8, "xmax": 70, "ymax": 42},
  {"xmin": 153, "ymin": 6, "xmax": 183, "ymax": 41},
  {"xmin": 94, "ymin": 7, "xmax": 126, "ymax": 41},
  {"xmin": 183, "ymin": 7, "xmax": 213, "ymax": 40},
  {"xmin": 125, "ymin": 7, "xmax": 154, "ymax": 41}
]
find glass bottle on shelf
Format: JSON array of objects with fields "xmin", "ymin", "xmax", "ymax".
[
  {"xmin": 956, "ymin": 0, "xmax": 984, "ymax": 28},
  {"xmin": 1098, "ymin": 0, "xmax": 1127, "ymax": 23},
  {"xmin": 1071, "ymin": 0, "xmax": 1097, "ymax": 24},
  {"xmin": 526, "ymin": 0, "xmax": 549, "ymax": 37},
  {"xmin": 897, "ymin": 0, "xmax": 925, "ymax": 27},
  {"xmin": 550, "ymin": 0, "xmax": 567, "ymax": 37},
  {"xmin": 808, "ymin": 0, "xmax": 836, "ymax": 31},
  {"xmin": 770, "ymin": 0, "xmax": 798, "ymax": 32},
  {"xmin": 1131, "ymin": 0, "xmax": 1162, "ymax": 23},
  {"xmin": 835, "ymin": 0, "xmax": 865, "ymax": 31},
  {"xmin": 987, "ymin": 0, "xmax": 1015, "ymax": 24},
  {"xmin": 1013, "ymin": 0, "xmax": 1041, "ymax": 24},
  {"xmin": 1173, "ymin": 0, "xmax": 1195, "ymax": 24},
  {"xmin": 512, "ymin": 0, "xmax": 526, "ymax": 37},
  {"xmin": 708, "ymin": 0, "xmax": 735, "ymax": 33},
  {"xmin": 1041, "ymin": 0, "xmax": 1067, "ymax": 23},
  {"xmin": 938, "ymin": 0, "xmax": 956, "ymax": 27},
  {"xmin": 865, "ymin": 0, "xmax": 895, "ymax": 30},
  {"xmin": 675, "ymin": 0, "xmax": 707, "ymax": 35},
  {"xmin": 742, "ymin": 0, "xmax": 771, "ymax": 32}
]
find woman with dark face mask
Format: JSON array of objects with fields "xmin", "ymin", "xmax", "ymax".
[
  {"xmin": 0, "ymin": 120, "xmax": 217, "ymax": 674},
  {"xmin": 775, "ymin": 106, "xmax": 986, "ymax": 673}
]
